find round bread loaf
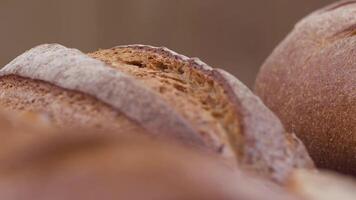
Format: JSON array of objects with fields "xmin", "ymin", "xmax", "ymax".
[
  {"xmin": 0, "ymin": 131, "xmax": 300, "ymax": 200},
  {"xmin": 0, "ymin": 44, "xmax": 313, "ymax": 182},
  {"xmin": 255, "ymin": 1, "xmax": 356, "ymax": 174}
]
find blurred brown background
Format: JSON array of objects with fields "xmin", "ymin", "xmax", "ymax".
[{"xmin": 0, "ymin": 0, "xmax": 334, "ymax": 87}]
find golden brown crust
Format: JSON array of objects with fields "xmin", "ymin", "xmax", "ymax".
[
  {"xmin": 90, "ymin": 45, "xmax": 314, "ymax": 182},
  {"xmin": 89, "ymin": 45, "xmax": 241, "ymax": 163},
  {"xmin": 0, "ymin": 131, "xmax": 300, "ymax": 200},
  {"xmin": 0, "ymin": 76, "xmax": 145, "ymax": 134},
  {"xmin": 0, "ymin": 44, "xmax": 204, "ymax": 147},
  {"xmin": 255, "ymin": 1, "xmax": 356, "ymax": 174},
  {"xmin": 0, "ymin": 44, "xmax": 313, "ymax": 182}
]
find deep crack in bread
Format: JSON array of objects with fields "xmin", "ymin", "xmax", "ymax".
[{"xmin": 0, "ymin": 44, "xmax": 314, "ymax": 182}]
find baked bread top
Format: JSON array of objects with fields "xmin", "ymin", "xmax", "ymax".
[
  {"xmin": 0, "ymin": 44, "xmax": 314, "ymax": 182},
  {"xmin": 255, "ymin": 0, "xmax": 356, "ymax": 174}
]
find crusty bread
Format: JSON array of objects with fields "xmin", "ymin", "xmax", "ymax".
[
  {"xmin": 0, "ymin": 131, "xmax": 300, "ymax": 200},
  {"xmin": 287, "ymin": 169, "xmax": 356, "ymax": 200},
  {"xmin": 255, "ymin": 1, "xmax": 356, "ymax": 174},
  {"xmin": 0, "ymin": 44, "xmax": 313, "ymax": 182}
]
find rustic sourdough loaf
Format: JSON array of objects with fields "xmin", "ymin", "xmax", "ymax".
[
  {"xmin": 255, "ymin": 1, "xmax": 356, "ymax": 174},
  {"xmin": 0, "ymin": 44, "xmax": 313, "ymax": 182},
  {"xmin": 0, "ymin": 131, "xmax": 301, "ymax": 200}
]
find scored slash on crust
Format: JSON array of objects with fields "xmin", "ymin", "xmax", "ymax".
[
  {"xmin": 0, "ymin": 44, "xmax": 205, "ymax": 147},
  {"xmin": 0, "ymin": 43, "xmax": 314, "ymax": 183}
]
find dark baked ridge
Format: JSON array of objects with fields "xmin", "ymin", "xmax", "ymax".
[{"xmin": 89, "ymin": 45, "xmax": 314, "ymax": 182}]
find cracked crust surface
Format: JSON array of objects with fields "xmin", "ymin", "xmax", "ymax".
[
  {"xmin": 89, "ymin": 45, "xmax": 314, "ymax": 182},
  {"xmin": 0, "ymin": 44, "xmax": 204, "ymax": 147},
  {"xmin": 0, "ymin": 44, "xmax": 313, "ymax": 182},
  {"xmin": 89, "ymin": 45, "xmax": 242, "ymax": 162},
  {"xmin": 255, "ymin": 1, "xmax": 356, "ymax": 174}
]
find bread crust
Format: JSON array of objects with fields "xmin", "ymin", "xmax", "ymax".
[
  {"xmin": 107, "ymin": 45, "xmax": 314, "ymax": 182},
  {"xmin": 0, "ymin": 44, "xmax": 314, "ymax": 182},
  {"xmin": 255, "ymin": 1, "xmax": 356, "ymax": 174},
  {"xmin": 0, "ymin": 75, "xmax": 147, "ymax": 134},
  {"xmin": 0, "ymin": 44, "xmax": 204, "ymax": 146},
  {"xmin": 215, "ymin": 69, "xmax": 314, "ymax": 181}
]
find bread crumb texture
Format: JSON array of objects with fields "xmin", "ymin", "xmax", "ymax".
[{"xmin": 89, "ymin": 47, "xmax": 243, "ymax": 159}]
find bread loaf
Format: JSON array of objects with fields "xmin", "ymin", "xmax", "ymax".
[
  {"xmin": 0, "ymin": 131, "xmax": 300, "ymax": 200},
  {"xmin": 255, "ymin": 1, "xmax": 356, "ymax": 174},
  {"xmin": 0, "ymin": 44, "xmax": 313, "ymax": 182},
  {"xmin": 287, "ymin": 169, "xmax": 356, "ymax": 200}
]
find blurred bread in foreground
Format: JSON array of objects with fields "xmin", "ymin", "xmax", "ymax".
[
  {"xmin": 288, "ymin": 169, "xmax": 356, "ymax": 200},
  {"xmin": 0, "ymin": 131, "xmax": 299, "ymax": 200},
  {"xmin": 0, "ymin": 108, "xmax": 50, "ymax": 134}
]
